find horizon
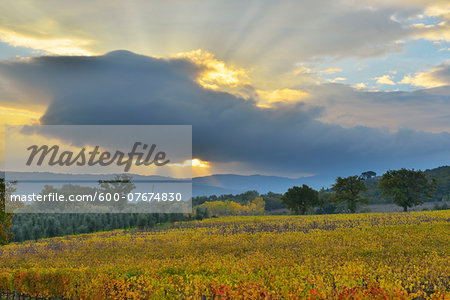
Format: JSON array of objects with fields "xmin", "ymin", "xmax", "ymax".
[{"xmin": 3, "ymin": 164, "xmax": 449, "ymax": 197}]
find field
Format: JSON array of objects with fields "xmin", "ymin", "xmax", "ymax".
[{"xmin": 0, "ymin": 211, "xmax": 449, "ymax": 299}]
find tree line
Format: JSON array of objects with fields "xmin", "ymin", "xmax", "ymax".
[
  {"xmin": 9, "ymin": 212, "xmax": 188, "ymax": 243},
  {"xmin": 282, "ymin": 168, "xmax": 437, "ymax": 215},
  {"xmin": 1, "ymin": 167, "xmax": 448, "ymax": 244}
]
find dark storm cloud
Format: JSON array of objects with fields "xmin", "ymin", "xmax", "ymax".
[
  {"xmin": 0, "ymin": 51, "xmax": 449, "ymax": 176},
  {"xmin": 297, "ymin": 82, "xmax": 450, "ymax": 134},
  {"xmin": 428, "ymin": 62, "xmax": 450, "ymax": 84}
]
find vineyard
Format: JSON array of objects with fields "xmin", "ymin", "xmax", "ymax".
[{"xmin": 0, "ymin": 211, "xmax": 449, "ymax": 299}]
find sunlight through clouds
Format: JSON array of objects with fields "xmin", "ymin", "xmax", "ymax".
[
  {"xmin": 353, "ymin": 83, "xmax": 367, "ymax": 89},
  {"xmin": 375, "ymin": 75, "xmax": 396, "ymax": 85},
  {"xmin": 0, "ymin": 29, "xmax": 95, "ymax": 56},
  {"xmin": 320, "ymin": 67, "xmax": 342, "ymax": 74},
  {"xmin": 256, "ymin": 88, "xmax": 309, "ymax": 105},
  {"xmin": 0, "ymin": 0, "xmax": 449, "ymax": 178},
  {"xmin": 167, "ymin": 158, "xmax": 211, "ymax": 177},
  {"xmin": 0, "ymin": 106, "xmax": 42, "ymax": 169},
  {"xmin": 399, "ymin": 62, "xmax": 450, "ymax": 88},
  {"xmin": 172, "ymin": 49, "xmax": 249, "ymax": 90}
]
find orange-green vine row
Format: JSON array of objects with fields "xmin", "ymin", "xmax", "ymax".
[{"xmin": 0, "ymin": 211, "xmax": 449, "ymax": 299}]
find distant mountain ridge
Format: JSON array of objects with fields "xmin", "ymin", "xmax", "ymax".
[
  {"xmin": 194, "ymin": 174, "xmax": 300, "ymax": 196},
  {"xmin": 192, "ymin": 173, "xmax": 332, "ymax": 196},
  {"xmin": 2, "ymin": 166, "xmax": 448, "ymax": 197},
  {"xmin": 1, "ymin": 171, "xmax": 329, "ymax": 196}
]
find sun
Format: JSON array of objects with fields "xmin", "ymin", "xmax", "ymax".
[{"xmin": 191, "ymin": 158, "xmax": 210, "ymax": 168}]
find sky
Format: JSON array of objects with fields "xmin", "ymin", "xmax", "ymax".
[{"xmin": 0, "ymin": 0, "xmax": 449, "ymax": 181}]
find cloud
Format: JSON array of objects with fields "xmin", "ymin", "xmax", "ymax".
[
  {"xmin": 327, "ymin": 77, "xmax": 347, "ymax": 83},
  {"xmin": 0, "ymin": 29, "xmax": 95, "ymax": 56},
  {"xmin": 0, "ymin": 106, "xmax": 41, "ymax": 170},
  {"xmin": 172, "ymin": 49, "xmax": 249, "ymax": 91},
  {"xmin": 256, "ymin": 88, "xmax": 309, "ymax": 104},
  {"xmin": 3, "ymin": 0, "xmax": 450, "ymax": 97},
  {"xmin": 399, "ymin": 61, "xmax": 450, "ymax": 88},
  {"xmin": 302, "ymin": 83, "xmax": 450, "ymax": 133},
  {"xmin": 0, "ymin": 51, "xmax": 449, "ymax": 177},
  {"xmin": 0, "ymin": 0, "xmax": 421, "ymax": 66},
  {"xmin": 375, "ymin": 75, "xmax": 396, "ymax": 85},
  {"xmin": 412, "ymin": 22, "xmax": 450, "ymax": 42},
  {"xmin": 320, "ymin": 67, "xmax": 342, "ymax": 74},
  {"xmin": 353, "ymin": 83, "xmax": 367, "ymax": 89},
  {"xmin": 409, "ymin": 2, "xmax": 450, "ymax": 41}
]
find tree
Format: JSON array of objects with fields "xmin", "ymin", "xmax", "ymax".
[
  {"xmin": 378, "ymin": 168, "xmax": 436, "ymax": 212},
  {"xmin": 0, "ymin": 178, "xmax": 17, "ymax": 245},
  {"xmin": 361, "ymin": 171, "xmax": 376, "ymax": 179},
  {"xmin": 248, "ymin": 196, "xmax": 265, "ymax": 215},
  {"xmin": 262, "ymin": 192, "xmax": 284, "ymax": 211},
  {"xmin": 281, "ymin": 185, "xmax": 319, "ymax": 215},
  {"xmin": 198, "ymin": 198, "xmax": 265, "ymax": 217},
  {"xmin": 331, "ymin": 175, "xmax": 368, "ymax": 213},
  {"xmin": 99, "ymin": 174, "xmax": 136, "ymax": 212},
  {"xmin": 315, "ymin": 188, "xmax": 338, "ymax": 215},
  {"xmin": 37, "ymin": 185, "xmax": 60, "ymax": 212}
]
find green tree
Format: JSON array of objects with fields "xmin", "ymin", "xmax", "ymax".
[
  {"xmin": 262, "ymin": 192, "xmax": 284, "ymax": 211},
  {"xmin": 281, "ymin": 185, "xmax": 319, "ymax": 215},
  {"xmin": 361, "ymin": 171, "xmax": 376, "ymax": 179},
  {"xmin": 1, "ymin": 178, "xmax": 17, "ymax": 245},
  {"xmin": 378, "ymin": 168, "xmax": 436, "ymax": 212},
  {"xmin": 99, "ymin": 175, "xmax": 136, "ymax": 212},
  {"xmin": 331, "ymin": 175, "xmax": 368, "ymax": 213},
  {"xmin": 37, "ymin": 185, "xmax": 60, "ymax": 212},
  {"xmin": 315, "ymin": 188, "xmax": 338, "ymax": 215}
]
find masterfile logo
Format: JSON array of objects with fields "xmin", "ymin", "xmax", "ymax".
[{"xmin": 26, "ymin": 142, "xmax": 170, "ymax": 172}]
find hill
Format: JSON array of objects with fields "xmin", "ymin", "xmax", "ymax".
[
  {"xmin": 0, "ymin": 171, "xmax": 330, "ymax": 197},
  {"xmin": 192, "ymin": 173, "xmax": 330, "ymax": 196},
  {"xmin": 363, "ymin": 166, "xmax": 450, "ymax": 204},
  {"xmin": 2, "ymin": 165, "xmax": 449, "ymax": 200}
]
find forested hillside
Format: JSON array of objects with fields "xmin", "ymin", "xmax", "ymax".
[
  {"xmin": 363, "ymin": 166, "xmax": 450, "ymax": 203},
  {"xmin": 425, "ymin": 166, "xmax": 450, "ymax": 201}
]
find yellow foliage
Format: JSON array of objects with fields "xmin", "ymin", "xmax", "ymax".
[
  {"xmin": 199, "ymin": 197, "xmax": 265, "ymax": 217},
  {"xmin": 0, "ymin": 211, "xmax": 449, "ymax": 299}
]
